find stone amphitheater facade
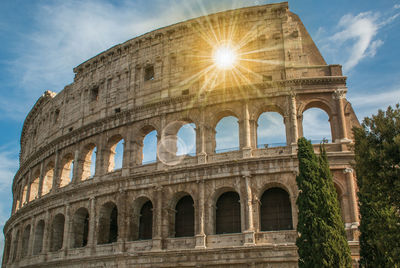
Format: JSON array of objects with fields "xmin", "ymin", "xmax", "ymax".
[{"xmin": 3, "ymin": 2, "xmax": 361, "ymax": 267}]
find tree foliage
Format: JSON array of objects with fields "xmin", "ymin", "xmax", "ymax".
[
  {"xmin": 296, "ymin": 137, "xmax": 352, "ymax": 268},
  {"xmin": 353, "ymin": 104, "xmax": 400, "ymax": 267}
]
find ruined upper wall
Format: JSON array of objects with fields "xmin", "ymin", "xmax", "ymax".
[{"xmin": 19, "ymin": 2, "xmax": 339, "ymax": 164}]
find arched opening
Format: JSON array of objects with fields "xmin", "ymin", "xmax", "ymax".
[
  {"xmin": 21, "ymin": 184, "xmax": 28, "ymax": 205},
  {"xmin": 175, "ymin": 195, "xmax": 195, "ymax": 237},
  {"xmin": 176, "ymin": 123, "xmax": 196, "ymax": 156},
  {"xmin": 257, "ymin": 112, "xmax": 286, "ymax": 148},
  {"xmin": 138, "ymin": 201, "xmax": 153, "ymax": 240},
  {"xmin": 33, "ymin": 220, "xmax": 45, "ymax": 255},
  {"xmin": 334, "ymin": 184, "xmax": 346, "ymax": 222},
  {"xmin": 129, "ymin": 198, "xmax": 153, "ymax": 241},
  {"xmin": 42, "ymin": 162, "xmax": 54, "ymax": 195},
  {"xmin": 302, "ymin": 108, "xmax": 332, "ymax": 143},
  {"xmin": 98, "ymin": 202, "xmax": 118, "ymax": 244},
  {"xmin": 107, "ymin": 136, "xmax": 124, "ymax": 172},
  {"xmin": 12, "ymin": 230, "xmax": 20, "ymax": 261},
  {"xmin": 50, "ymin": 214, "xmax": 65, "ymax": 252},
  {"xmin": 215, "ymin": 116, "xmax": 239, "ymax": 153},
  {"xmin": 81, "ymin": 144, "xmax": 96, "ymax": 180},
  {"xmin": 72, "ymin": 208, "xmax": 89, "ymax": 248},
  {"xmin": 216, "ymin": 191, "xmax": 241, "ymax": 234},
  {"xmin": 260, "ymin": 188, "xmax": 293, "ymax": 231},
  {"xmin": 21, "ymin": 225, "xmax": 31, "ymax": 258},
  {"xmin": 29, "ymin": 170, "xmax": 40, "ymax": 201},
  {"xmin": 60, "ymin": 154, "xmax": 74, "ymax": 187},
  {"xmin": 3, "ymin": 232, "xmax": 11, "ymax": 264},
  {"xmin": 15, "ymin": 199, "xmax": 20, "ymax": 212},
  {"xmin": 142, "ymin": 130, "xmax": 158, "ymax": 164}
]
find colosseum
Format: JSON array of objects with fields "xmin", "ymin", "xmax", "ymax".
[{"xmin": 2, "ymin": 2, "xmax": 361, "ymax": 267}]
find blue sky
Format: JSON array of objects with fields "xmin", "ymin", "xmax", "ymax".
[{"xmin": 0, "ymin": 0, "xmax": 399, "ymax": 257}]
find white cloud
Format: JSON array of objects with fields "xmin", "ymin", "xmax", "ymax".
[
  {"xmin": 331, "ymin": 12, "xmax": 381, "ymax": 71},
  {"xmin": 349, "ymin": 87, "xmax": 400, "ymax": 119},
  {"xmin": 322, "ymin": 9, "xmax": 399, "ymax": 72},
  {"xmin": 394, "ymin": 4, "xmax": 400, "ymax": 10}
]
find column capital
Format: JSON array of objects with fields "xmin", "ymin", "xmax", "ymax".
[
  {"xmin": 343, "ymin": 167, "xmax": 354, "ymax": 174},
  {"xmin": 241, "ymin": 171, "xmax": 252, "ymax": 179},
  {"xmin": 288, "ymin": 89, "xmax": 297, "ymax": 98},
  {"xmin": 333, "ymin": 88, "xmax": 347, "ymax": 100}
]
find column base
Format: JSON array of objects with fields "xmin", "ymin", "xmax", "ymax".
[
  {"xmin": 243, "ymin": 230, "xmax": 255, "ymax": 246},
  {"xmin": 195, "ymin": 234, "xmax": 207, "ymax": 249},
  {"xmin": 242, "ymin": 147, "xmax": 252, "ymax": 158},
  {"xmin": 197, "ymin": 153, "xmax": 207, "ymax": 164},
  {"xmin": 121, "ymin": 168, "xmax": 129, "ymax": 177},
  {"xmin": 152, "ymin": 237, "xmax": 163, "ymax": 251}
]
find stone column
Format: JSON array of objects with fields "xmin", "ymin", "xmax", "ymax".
[
  {"xmin": 38, "ymin": 162, "xmax": 44, "ymax": 197},
  {"xmin": 16, "ymin": 225, "xmax": 23, "ymax": 262},
  {"xmin": 88, "ymin": 197, "xmax": 96, "ymax": 255},
  {"xmin": 156, "ymin": 114, "xmax": 166, "ymax": 169},
  {"xmin": 42, "ymin": 210, "xmax": 50, "ymax": 257},
  {"xmin": 197, "ymin": 124, "xmax": 207, "ymax": 164},
  {"xmin": 242, "ymin": 174, "xmax": 255, "ymax": 245},
  {"xmin": 25, "ymin": 169, "xmax": 32, "ymax": 204},
  {"xmin": 197, "ymin": 107, "xmax": 207, "ymax": 164},
  {"xmin": 152, "ymin": 186, "xmax": 163, "ymax": 250},
  {"xmin": 117, "ymin": 189, "xmax": 128, "ymax": 252},
  {"xmin": 27, "ymin": 217, "xmax": 35, "ymax": 257},
  {"xmin": 289, "ymin": 92, "xmax": 298, "ymax": 144},
  {"xmin": 195, "ymin": 179, "xmax": 206, "ymax": 248},
  {"xmin": 242, "ymin": 102, "xmax": 252, "ymax": 158},
  {"xmin": 333, "ymin": 89, "xmax": 348, "ymax": 141},
  {"xmin": 121, "ymin": 138, "xmax": 129, "ymax": 176},
  {"xmin": 95, "ymin": 138, "xmax": 107, "ymax": 176},
  {"xmin": 344, "ymin": 168, "xmax": 359, "ymax": 240},
  {"xmin": 72, "ymin": 149, "xmax": 80, "ymax": 183},
  {"xmin": 52, "ymin": 150, "xmax": 60, "ymax": 192},
  {"xmin": 63, "ymin": 203, "xmax": 71, "ymax": 256}
]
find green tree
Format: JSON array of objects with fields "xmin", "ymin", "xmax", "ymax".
[
  {"xmin": 296, "ymin": 137, "xmax": 352, "ymax": 268},
  {"xmin": 353, "ymin": 104, "xmax": 400, "ymax": 267}
]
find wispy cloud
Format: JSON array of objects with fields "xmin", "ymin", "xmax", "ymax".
[
  {"xmin": 349, "ymin": 86, "xmax": 400, "ymax": 119},
  {"xmin": 3, "ymin": 0, "xmax": 266, "ymax": 121},
  {"xmin": 318, "ymin": 9, "xmax": 399, "ymax": 72}
]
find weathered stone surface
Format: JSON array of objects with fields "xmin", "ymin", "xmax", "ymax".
[{"xmin": 2, "ymin": 2, "xmax": 360, "ymax": 267}]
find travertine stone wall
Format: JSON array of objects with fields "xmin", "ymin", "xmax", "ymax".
[{"xmin": 3, "ymin": 2, "xmax": 360, "ymax": 267}]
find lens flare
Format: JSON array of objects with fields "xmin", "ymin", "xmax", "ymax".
[{"xmin": 213, "ymin": 45, "xmax": 237, "ymax": 69}]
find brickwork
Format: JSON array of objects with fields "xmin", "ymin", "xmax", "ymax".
[{"xmin": 3, "ymin": 2, "xmax": 360, "ymax": 267}]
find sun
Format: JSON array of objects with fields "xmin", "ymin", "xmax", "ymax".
[{"xmin": 213, "ymin": 44, "xmax": 237, "ymax": 70}]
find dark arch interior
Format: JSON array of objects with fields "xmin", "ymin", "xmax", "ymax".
[
  {"xmin": 260, "ymin": 188, "xmax": 293, "ymax": 231},
  {"xmin": 50, "ymin": 214, "xmax": 65, "ymax": 252},
  {"xmin": 72, "ymin": 208, "xmax": 89, "ymax": 248},
  {"xmin": 3, "ymin": 233, "xmax": 11, "ymax": 264},
  {"xmin": 175, "ymin": 195, "xmax": 194, "ymax": 237},
  {"xmin": 12, "ymin": 231, "xmax": 19, "ymax": 261},
  {"xmin": 138, "ymin": 201, "xmax": 153, "ymax": 240},
  {"xmin": 33, "ymin": 220, "xmax": 45, "ymax": 255},
  {"xmin": 216, "ymin": 191, "xmax": 241, "ymax": 234},
  {"xmin": 21, "ymin": 225, "xmax": 31, "ymax": 258},
  {"xmin": 98, "ymin": 203, "xmax": 118, "ymax": 244}
]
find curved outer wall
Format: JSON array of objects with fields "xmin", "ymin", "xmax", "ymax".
[{"xmin": 4, "ymin": 2, "xmax": 360, "ymax": 267}]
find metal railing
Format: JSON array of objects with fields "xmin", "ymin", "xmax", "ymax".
[
  {"xmin": 257, "ymin": 142, "xmax": 286, "ymax": 148},
  {"xmin": 142, "ymin": 159, "xmax": 157, "ymax": 165},
  {"xmin": 215, "ymin": 147, "xmax": 240, "ymax": 154}
]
